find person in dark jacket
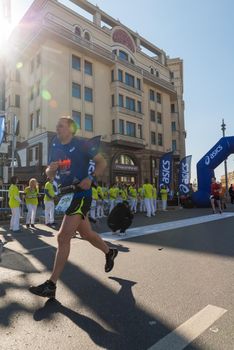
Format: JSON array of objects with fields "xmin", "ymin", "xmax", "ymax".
[
  {"xmin": 228, "ymin": 184, "xmax": 234, "ymax": 204},
  {"xmin": 107, "ymin": 201, "xmax": 133, "ymax": 236}
]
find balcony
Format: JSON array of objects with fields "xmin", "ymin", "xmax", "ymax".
[
  {"xmin": 111, "ymin": 133, "xmax": 145, "ymax": 149},
  {"xmin": 111, "ymin": 80, "xmax": 142, "ymax": 97},
  {"xmin": 43, "ymin": 13, "xmax": 115, "ymax": 64},
  {"xmin": 112, "ymin": 106, "xmax": 143, "ymax": 120}
]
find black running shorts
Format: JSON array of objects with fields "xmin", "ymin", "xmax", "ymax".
[{"xmin": 65, "ymin": 196, "xmax": 92, "ymax": 218}]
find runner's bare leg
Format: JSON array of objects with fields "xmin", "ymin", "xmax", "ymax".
[
  {"xmin": 50, "ymin": 215, "xmax": 82, "ymax": 283},
  {"xmin": 78, "ymin": 216, "xmax": 109, "ymax": 254}
]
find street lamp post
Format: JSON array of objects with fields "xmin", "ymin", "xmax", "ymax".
[{"xmin": 221, "ymin": 119, "xmax": 228, "ymax": 194}]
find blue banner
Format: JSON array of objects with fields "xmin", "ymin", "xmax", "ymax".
[
  {"xmin": 158, "ymin": 152, "xmax": 173, "ymax": 190},
  {"xmin": 178, "ymin": 155, "xmax": 192, "ymax": 195},
  {"xmin": 0, "ymin": 115, "xmax": 5, "ymax": 145}
]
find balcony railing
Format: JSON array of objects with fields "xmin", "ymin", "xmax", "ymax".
[
  {"xmin": 43, "ymin": 14, "xmax": 115, "ymax": 63},
  {"xmin": 111, "ymin": 80, "xmax": 142, "ymax": 97},
  {"xmin": 111, "ymin": 133, "xmax": 145, "ymax": 148},
  {"xmin": 112, "ymin": 106, "xmax": 143, "ymax": 120}
]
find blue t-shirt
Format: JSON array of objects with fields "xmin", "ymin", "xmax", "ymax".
[{"xmin": 49, "ymin": 136, "xmax": 101, "ymax": 198}]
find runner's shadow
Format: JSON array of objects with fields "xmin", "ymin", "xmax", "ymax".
[
  {"xmin": 34, "ymin": 299, "xmax": 120, "ymax": 349},
  {"xmin": 0, "ymin": 248, "xmax": 39, "ymax": 273}
]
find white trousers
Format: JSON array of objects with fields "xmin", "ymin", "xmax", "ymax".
[
  {"xmin": 162, "ymin": 200, "xmax": 167, "ymax": 210},
  {"xmin": 90, "ymin": 200, "xmax": 97, "ymax": 219},
  {"xmin": 130, "ymin": 198, "xmax": 137, "ymax": 213},
  {"xmin": 97, "ymin": 200, "xmax": 104, "ymax": 218},
  {"xmin": 26, "ymin": 204, "xmax": 37, "ymax": 224},
  {"xmin": 109, "ymin": 199, "xmax": 116, "ymax": 214},
  {"xmin": 153, "ymin": 199, "xmax": 157, "ymax": 212},
  {"xmin": 144, "ymin": 198, "xmax": 155, "ymax": 217},
  {"xmin": 10, "ymin": 207, "xmax": 20, "ymax": 231},
  {"xmin": 140, "ymin": 199, "xmax": 146, "ymax": 212},
  {"xmin": 44, "ymin": 201, "xmax": 55, "ymax": 224}
]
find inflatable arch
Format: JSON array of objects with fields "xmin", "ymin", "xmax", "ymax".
[{"xmin": 193, "ymin": 136, "xmax": 234, "ymax": 207}]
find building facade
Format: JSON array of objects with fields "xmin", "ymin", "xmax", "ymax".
[
  {"xmin": 221, "ymin": 171, "xmax": 234, "ymax": 189},
  {"xmin": 5, "ymin": 0, "xmax": 186, "ymax": 186}
]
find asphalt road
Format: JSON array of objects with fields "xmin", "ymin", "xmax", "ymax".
[{"xmin": 0, "ymin": 208, "xmax": 234, "ymax": 350}]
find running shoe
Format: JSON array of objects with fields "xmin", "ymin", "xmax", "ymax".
[
  {"xmin": 105, "ymin": 248, "xmax": 118, "ymax": 273},
  {"xmin": 31, "ymin": 224, "xmax": 36, "ymax": 228},
  {"xmin": 29, "ymin": 280, "xmax": 56, "ymax": 298}
]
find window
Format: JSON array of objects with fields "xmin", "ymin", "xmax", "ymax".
[
  {"xmin": 137, "ymin": 101, "xmax": 142, "ymax": 113},
  {"xmin": 84, "ymin": 32, "xmax": 91, "ymax": 41},
  {"xmin": 37, "ymin": 81, "xmax": 40, "ymax": 96},
  {"xmin": 157, "ymin": 112, "xmax": 162, "ymax": 124},
  {"xmin": 36, "ymin": 53, "xmax": 41, "ymax": 67},
  {"xmin": 150, "ymin": 67, "xmax": 154, "ymax": 75},
  {"xmin": 30, "ymin": 87, "xmax": 34, "ymax": 100},
  {"xmin": 130, "ymin": 58, "xmax": 135, "ymax": 65},
  {"xmin": 15, "ymin": 95, "xmax": 20, "ymax": 108},
  {"xmin": 118, "ymin": 69, "xmax": 123, "ymax": 82},
  {"xmin": 150, "ymin": 89, "xmax": 155, "ymax": 101},
  {"xmin": 115, "ymin": 154, "xmax": 135, "ymax": 165},
  {"xmin": 126, "ymin": 97, "xmax": 135, "ymax": 111},
  {"xmin": 151, "ymin": 131, "xmax": 156, "ymax": 145},
  {"xmin": 30, "ymin": 113, "xmax": 34, "ymax": 131},
  {"xmin": 112, "ymin": 120, "xmax": 115, "ymax": 134},
  {"xmin": 172, "ymin": 139, "xmax": 177, "ymax": 151},
  {"xmin": 111, "ymin": 69, "xmax": 114, "ymax": 82},
  {"xmin": 119, "ymin": 50, "xmax": 128, "ymax": 61},
  {"xmin": 136, "ymin": 78, "xmax": 141, "ymax": 90},
  {"xmin": 72, "ymin": 110, "xmax": 81, "ymax": 130},
  {"xmin": 170, "ymin": 71, "xmax": 174, "ymax": 79},
  {"xmin": 171, "ymin": 103, "xmax": 175, "ymax": 113},
  {"xmin": 72, "ymin": 82, "xmax": 81, "ymax": 99},
  {"xmin": 15, "ymin": 70, "xmax": 20, "ymax": 82},
  {"xmin": 119, "ymin": 94, "xmax": 124, "ymax": 107},
  {"xmin": 119, "ymin": 119, "xmax": 124, "ymax": 134},
  {"xmin": 36, "ymin": 109, "xmax": 40, "ymax": 128},
  {"xmin": 74, "ymin": 26, "xmax": 81, "ymax": 36},
  {"xmin": 138, "ymin": 124, "xmax": 142, "ymax": 139},
  {"xmin": 85, "ymin": 114, "xmax": 93, "ymax": 132},
  {"xmin": 112, "ymin": 94, "xmax": 115, "ymax": 107},
  {"xmin": 29, "ymin": 148, "xmax": 33, "ymax": 162},
  {"xmin": 84, "ymin": 60, "xmax": 92, "ymax": 75},
  {"xmin": 72, "ymin": 55, "xmax": 81, "ymax": 70},
  {"xmin": 125, "ymin": 73, "xmax": 134, "ymax": 87},
  {"xmin": 156, "ymin": 71, "xmax": 159, "ymax": 78},
  {"xmin": 126, "ymin": 121, "xmax": 136, "ymax": 137},
  {"xmin": 157, "ymin": 92, "xmax": 161, "ymax": 104},
  {"xmin": 85, "ymin": 87, "xmax": 93, "ymax": 102},
  {"xmin": 150, "ymin": 110, "xmax": 155, "ymax": 122},
  {"xmin": 171, "ymin": 121, "xmax": 176, "ymax": 131},
  {"xmin": 35, "ymin": 146, "xmax": 39, "ymax": 161},
  {"xmin": 158, "ymin": 133, "xmax": 163, "ymax": 146},
  {"xmin": 30, "ymin": 59, "xmax": 34, "ymax": 73},
  {"xmin": 112, "ymin": 49, "xmax": 117, "ymax": 56}
]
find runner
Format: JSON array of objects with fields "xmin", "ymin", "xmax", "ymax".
[
  {"xmin": 210, "ymin": 177, "xmax": 222, "ymax": 214},
  {"xmin": 29, "ymin": 116, "xmax": 118, "ymax": 298},
  {"xmin": 44, "ymin": 176, "xmax": 56, "ymax": 228}
]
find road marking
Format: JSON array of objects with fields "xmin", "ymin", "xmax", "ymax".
[
  {"xmin": 148, "ymin": 304, "xmax": 227, "ymax": 350},
  {"xmin": 101, "ymin": 212, "xmax": 234, "ymax": 241}
]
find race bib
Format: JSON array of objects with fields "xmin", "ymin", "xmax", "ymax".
[{"xmin": 55, "ymin": 193, "xmax": 73, "ymax": 213}]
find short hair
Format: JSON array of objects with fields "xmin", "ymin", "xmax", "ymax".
[{"xmin": 59, "ymin": 116, "xmax": 77, "ymax": 135}]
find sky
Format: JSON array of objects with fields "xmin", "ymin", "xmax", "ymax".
[{"xmin": 1, "ymin": 0, "xmax": 234, "ymax": 182}]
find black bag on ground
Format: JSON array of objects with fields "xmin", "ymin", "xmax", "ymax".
[{"xmin": 107, "ymin": 201, "xmax": 133, "ymax": 232}]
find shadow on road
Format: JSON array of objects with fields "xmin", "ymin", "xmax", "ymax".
[
  {"xmin": 0, "ymin": 225, "xmax": 202, "ymax": 349},
  {"xmin": 125, "ymin": 217, "xmax": 234, "ymax": 258}
]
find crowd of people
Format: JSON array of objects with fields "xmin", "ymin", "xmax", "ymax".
[{"xmin": 7, "ymin": 174, "xmax": 170, "ymax": 233}]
